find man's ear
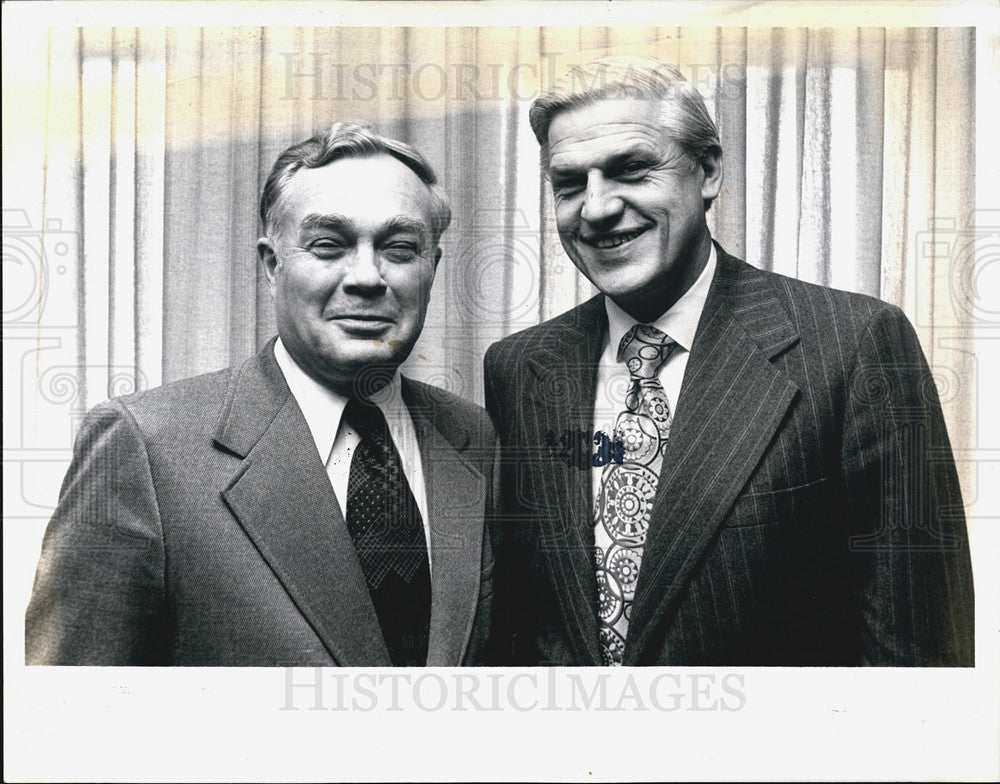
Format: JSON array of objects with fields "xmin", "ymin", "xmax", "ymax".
[
  {"xmin": 257, "ymin": 237, "xmax": 280, "ymax": 296},
  {"xmin": 699, "ymin": 147, "xmax": 724, "ymax": 203}
]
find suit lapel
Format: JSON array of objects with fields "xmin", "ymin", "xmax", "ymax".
[
  {"xmin": 523, "ymin": 297, "xmax": 608, "ymax": 666},
  {"xmin": 625, "ymin": 249, "xmax": 801, "ymax": 665},
  {"xmin": 403, "ymin": 379, "xmax": 487, "ymax": 666},
  {"xmin": 215, "ymin": 340, "xmax": 391, "ymax": 666}
]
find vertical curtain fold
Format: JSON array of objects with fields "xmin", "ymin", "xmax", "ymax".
[
  {"xmin": 15, "ymin": 24, "xmax": 977, "ymax": 497},
  {"xmin": 711, "ymin": 27, "xmax": 747, "ymax": 258},
  {"xmin": 135, "ymin": 26, "xmax": 166, "ymax": 392},
  {"xmin": 854, "ymin": 27, "xmax": 885, "ymax": 298}
]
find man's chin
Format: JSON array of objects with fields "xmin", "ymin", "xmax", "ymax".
[
  {"xmin": 571, "ymin": 250, "xmax": 649, "ymax": 287},
  {"xmin": 338, "ymin": 344, "xmax": 415, "ymax": 392},
  {"xmin": 591, "ymin": 273, "xmax": 652, "ymax": 304},
  {"xmin": 323, "ymin": 323, "xmax": 407, "ymax": 355}
]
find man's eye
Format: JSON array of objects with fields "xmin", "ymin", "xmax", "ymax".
[
  {"xmin": 553, "ymin": 179, "xmax": 584, "ymax": 197},
  {"xmin": 382, "ymin": 243, "xmax": 420, "ymax": 261},
  {"xmin": 308, "ymin": 239, "xmax": 349, "ymax": 257},
  {"xmin": 619, "ymin": 161, "xmax": 650, "ymax": 179}
]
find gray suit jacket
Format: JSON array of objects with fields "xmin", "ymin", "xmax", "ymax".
[
  {"xmin": 485, "ymin": 246, "xmax": 975, "ymax": 666},
  {"xmin": 26, "ymin": 339, "xmax": 497, "ymax": 666}
]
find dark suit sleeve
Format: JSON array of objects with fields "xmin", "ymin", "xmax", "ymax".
[
  {"xmin": 482, "ymin": 343, "xmax": 543, "ymax": 665},
  {"xmin": 482, "ymin": 346, "xmax": 515, "ymax": 664},
  {"xmin": 841, "ymin": 305, "xmax": 974, "ymax": 665},
  {"xmin": 25, "ymin": 400, "xmax": 167, "ymax": 665}
]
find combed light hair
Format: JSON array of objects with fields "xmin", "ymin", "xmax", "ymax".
[
  {"xmin": 529, "ymin": 56, "xmax": 722, "ymax": 208},
  {"xmin": 260, "ymin": 122, "xmax": 452, "ymax": 243}
]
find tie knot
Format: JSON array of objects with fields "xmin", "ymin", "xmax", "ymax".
[
  {"xmin": 619, "ymin": 324, "xmax": 675, "ymax": 379},
  {"xmin": 343, "ymin": 396, "xmax": 389, "ymax": 444}
]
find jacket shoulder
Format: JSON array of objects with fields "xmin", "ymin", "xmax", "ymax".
[
  {"xmin": 721, "ymin": 250, "xmax": 905, "ymax": 344},
  {"xmin": 403, "ymin": 377, "xmax": 495, "ymax": 450},
  {"xmin": 93, "ymin": 366, "xmax": 237, "ymax": 440},
  {"xmin": 485, "ymin": 295, "xmax": 605, "ymax": 369},
  {"xmin": 772, "ymin": 269, "xmax": 894, "ymax": 327}
]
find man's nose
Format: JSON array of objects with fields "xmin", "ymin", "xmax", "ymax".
[
  {"xmin": 342, "ymin": 243, "xmax": 387, "ymax": 294},
  {"xmin": 580, "ymin": 172, "xmax": 624, "ymax": 226}
]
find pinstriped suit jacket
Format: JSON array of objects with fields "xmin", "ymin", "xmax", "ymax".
[{"xmin": 484, "ymin": 246, "xmax": 974, "ymax": 666}]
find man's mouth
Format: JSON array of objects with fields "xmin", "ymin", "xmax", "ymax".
[
  {"xmin": 328, "ymin": 314, "xmax": 396, "ymax": 333},
  {"xmin": 331, "ymin": 314, "xmax": 394, "ymax": 322},
  {"xmin": 580, "ymin": 228, "xmax": 647, "ymax": 249}
]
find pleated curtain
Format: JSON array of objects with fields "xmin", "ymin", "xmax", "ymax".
[{"xmin": 7, "ymin": 25, "xmax": 976, "ymax": 491}]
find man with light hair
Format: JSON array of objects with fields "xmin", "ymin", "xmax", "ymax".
[
  {"xmin": 27, "ymin": 122, "xmax": 497, "ymax": 666},
  {"xmin": 486, "ymin": 57, "xmax": 974, "ymax": 666}
]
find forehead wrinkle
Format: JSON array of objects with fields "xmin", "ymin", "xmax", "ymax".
[
  {"xmin": 549, "ymin": 136, "xmax": 664, "ymax": 175},
  {"xmin": 546, "ymin": 98, "xmax": 676, "ymax": 166},
  {"xmin": 283, "ymin": 155, "xmax": 437, "ymax": 231},
  {"xmin": 551, "ymin": 120, "xmax": 664, "ymax": 146}
]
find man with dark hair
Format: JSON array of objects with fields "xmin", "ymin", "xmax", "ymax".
[
  {"xmin": 27, "ymin": 122, "xmax": 496, "ymax": 666},
  {"xmin": 485, "ymin": 57, "xmax": 975, "ymax": 666}
]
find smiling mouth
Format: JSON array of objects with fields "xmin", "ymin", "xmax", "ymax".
[
  {"xmin": 580, "ymin": 228, "xmax": 648, "ymax": 249},
  {"xmin": 329, "ymin": 315, "xmax": 396, "ymax": 334},
  {"xmin": 331, "ymin": 314, "xmax": 394, "ymax": 323}
]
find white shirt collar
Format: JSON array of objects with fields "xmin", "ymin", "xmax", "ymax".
[
  {"xmin": 605, "ymin": 241, "xmax": 717, "ymax": 359},
  {"xmin": 273, "ymin": 338, "xmax": 404, "ymax": 463}
]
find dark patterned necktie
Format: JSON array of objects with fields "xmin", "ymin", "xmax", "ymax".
[
  {"xmin": 594, "ymin": 324, "xmax": 676, "ymax": 665},
  {"xmin": 344, "ymin": 396, "xmax": 431, "ymax": 666}
]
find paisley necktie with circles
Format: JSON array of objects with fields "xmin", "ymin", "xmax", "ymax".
[{"xmin": 594, "ymin": 324, "xmax": 676, "ymax": 665}]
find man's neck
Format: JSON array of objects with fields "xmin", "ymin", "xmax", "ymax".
[
  {"xmin": 604, "ymin": 240, "xmax": 717, "ymax": 357},
  {"xmin": 613, "ymin": 235, "xmax": 714, "ymax": 323},
  {"xmin": 277, "ymin": 339, "xmax": 398, "ymax": 400}
]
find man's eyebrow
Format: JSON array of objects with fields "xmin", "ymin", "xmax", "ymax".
[
  {"xmin": 549, "ymin": 143, "xmax": 659, "ymax": 176},
  {"xmin": 377, "ymin": 216, "xmax": 429, "ymax": 237},
  {"xmin": 299, "ymin": 214, "xmax": 427, "ymax": 235},
  {"xmin": 299, "ymin": 213, "xmax": 354, "ymax": 233}
]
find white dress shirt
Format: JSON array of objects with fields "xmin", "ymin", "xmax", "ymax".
[
  {"xmin": 273, "ymin": 339, "xmax": 432, "ymax": 567},
  {"xmin": 591, "ymin": 243, "xmax": 717, "ymax": 509}
]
